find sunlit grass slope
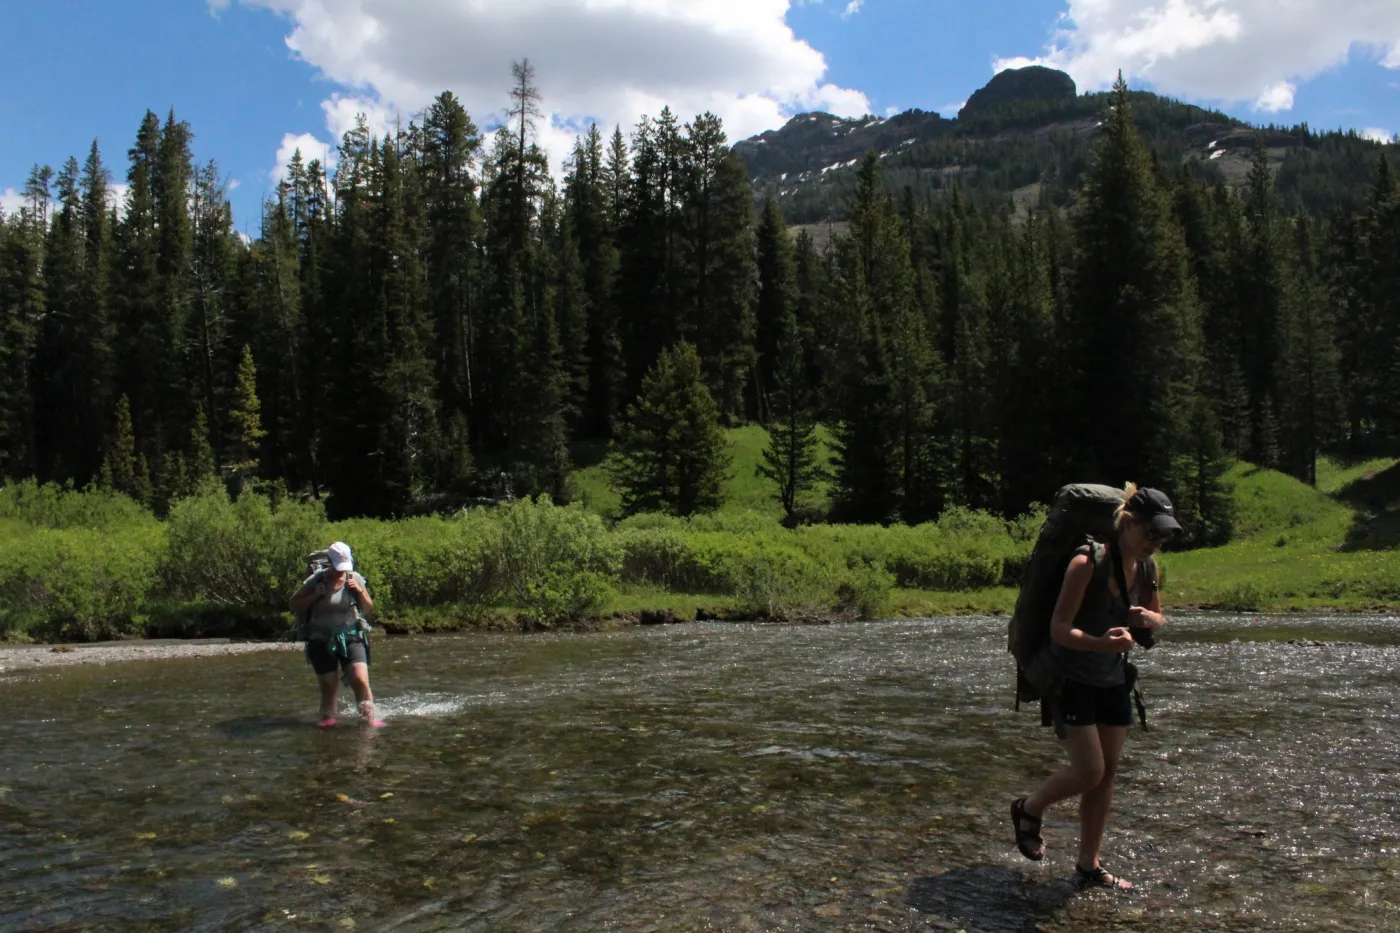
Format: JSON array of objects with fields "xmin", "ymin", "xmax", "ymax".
[
  {"xmin": 571, "ymin": 425, "xmax": 837, "ymax": 521},
  {"xmin": 1163, "ymin": 457, "xmax": 1400, "ymax": 610}
]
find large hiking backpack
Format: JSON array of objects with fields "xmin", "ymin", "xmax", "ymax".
[
  {"xmin": 291, "ymin": 550, "xmax": 369, "ymax": 641},
  {"xmin": 1008, "ymin": 484, "xmax": 1156, "ymax": 704}
]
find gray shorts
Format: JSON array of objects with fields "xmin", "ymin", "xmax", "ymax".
[{"xmin": 305, "ymin": 638, "xmax": 370, "ymax": 676}]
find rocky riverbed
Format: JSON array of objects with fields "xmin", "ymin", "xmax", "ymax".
[{"xmin": 0, "ymin": 639, "xmax": 299, "ymax": 674}]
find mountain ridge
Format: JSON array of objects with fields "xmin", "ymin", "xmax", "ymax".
[{"xmin": 733, "ymin": 66, "xmax": 1393, "ymax": 224}]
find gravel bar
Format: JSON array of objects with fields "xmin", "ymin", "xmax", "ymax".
[{"xmin": 0, "ymin": 640, "xmax": 300, "ymax": 674}]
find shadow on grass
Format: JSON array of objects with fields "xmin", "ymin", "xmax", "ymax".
[
  {"xmin": 1334, "ymin": 462, "xmax": 1400, "ymax": 552},
  {"xmin": 905, "ymin": 865, "xmax": 1080, "ymax": 933}
]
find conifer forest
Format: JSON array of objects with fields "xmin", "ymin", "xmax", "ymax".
[{"xmin": 3, "ymin": 65, "xmax": 1399, "ymax": 550}]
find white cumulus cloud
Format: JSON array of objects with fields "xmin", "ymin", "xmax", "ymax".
[
  {"xmin": 0, "ymin": 187, "xmax": 26, "ymax": 219},
  {"xmin": 1254, "ymin": 82, "xmax": 1295, "ymax": 113},
  {"xmin": 226, "ymin": 0, "xmax": 870, "ymax": 181},
  {"xmin": 1362, "ymin": 127, "xmax": 1396, "ymax": 143},
  {"xmin": 995, "ymin": 0, "xmax": 1400, "ymax": 112},
  {"xmin": 270, "ymin": 131, "xmax": 335, "ymax": 184}
]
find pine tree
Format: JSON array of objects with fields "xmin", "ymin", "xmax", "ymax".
[
  {"xmin": 189, "ymin": 406, "xmax": 217, "ymax": 486},
  {"xmin": 676, "ymin": 114, "xmax": 757, "ymax": 421},
  {"xmin": 421, "ymin": 90, "xmax": 483, "ymax": 471},
  {"xmin": 1065, "ymin": 74, "xmax": 1214, "ymax": 498},
  {"xmin": 546, "ymin": 189, "xmax": 590, "ymax": 428},
  {"xmin": 757, "ymin": 307, "xmax": 823, "ymax": 518},
  {"xmin": 103, "ymin": 395, "xmax": 145, "ymax": 503},
  {"xmin": 1361, "ymin": 154, "xmax": 1400, "ymax": 449},
  {"xmin": 227, "ymin": 344, "xmax": 267, "ymax": 481},
  {"xmin": 113, "ymin": 112, "xmax": 165, "ymax": 472},
  {"xmin": 754, "ymin": 198, "xmax": 797, "ymax": 424},
  {"xmin": 828, "ymin": 234, "xmax": 900, "ymax": 524},
  {"xmin": 1275, "ymin": 215, "xmax": 1344, "ymax": 483},
  {"xmin": 77, "ymin": 141, "xmax": 116, "ymax": 484},
  {"xmin": 609, "ymin": 342, "xmax": 731, "ymax": 516},
  {"xmin": 568, "ymin": 124, "xmax": 623, "ymax": 439},
  {"xmin": 830, "ymin": 154, "xmax": 942, "ymax": 523},
  {"xmin": 478, "ymin": 62, "xmax": 553, "ymax": 459},
  {"xmin": 0, "ymin": 171, "xmax": 47, "ymax": 481},
  {"xmin": 518, "ymin": 291, "xmax": 573, "ymax": 501},
  {"xmin": 189, "ymin": 160, "xmax": 235, "ymax": 471},
  {"xmin": 1171, "ymin": 396, "xmax": 1235, "ymax": 546},
  {"xmin": 1237, "ymin": 138, "xmax": 1286, "ymax": 462},
  {"xmin": 991, "ymin": 214, "xmax": 1062, "ymax": 515},
  {"xmin": 35, "ymin": 157, "xmax": 85, "ymax": 481}
]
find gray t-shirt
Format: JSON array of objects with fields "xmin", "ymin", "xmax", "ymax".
[
  {"xmin": 295, "ymin": 571, "xmax": 368, "ymax": 641},
  {"xmin": 1049, "ymin": 550, "xmax": 1148, "ymax": 688}
]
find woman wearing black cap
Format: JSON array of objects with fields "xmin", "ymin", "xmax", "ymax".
[{"xmin": 1009, "ymin": 484, "xmax": 1181, "ymax": 890}]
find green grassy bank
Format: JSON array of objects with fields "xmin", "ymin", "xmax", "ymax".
[{"xmin": 3, "ymin": 431, "xmax": 1399, "ymax": 643}]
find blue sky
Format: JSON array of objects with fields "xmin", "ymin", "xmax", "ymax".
[{"xmin": 2, "ymin": 0, "xmax": 1397, "ymax": 230}]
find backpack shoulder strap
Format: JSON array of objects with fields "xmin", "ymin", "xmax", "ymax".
[
  {"xmin": 1142, "ymin": 555, "xmax": 1159, "ymax": 594},
  {"xmin": 1085, "ymin": 541, "xmax": 1110, "ymax": 582}
]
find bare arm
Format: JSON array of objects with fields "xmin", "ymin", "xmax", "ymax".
[
  {"xmin": 1129, "ymin": 576, "xmax": 1165, "ymax": 632},
  {"xmin": 347, "ymin": 574, "xmax": 375, "ymax": 618},
  {"xmin": 1050, "ymin": 554, "xmax": 1134, "ymax": 654},
  {"xmin": 289, "ymin": 576, "xmax": 325, "ymax": 614}
]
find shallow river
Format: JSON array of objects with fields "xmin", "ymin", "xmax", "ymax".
[{"xmin": 3, "ymin": 615, "xmax": 1400, "ymax": 932}]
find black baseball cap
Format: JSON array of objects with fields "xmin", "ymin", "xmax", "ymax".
[{"xmin": 1126, "ymin": 488, "xmax": 1183, "ymax": 538}]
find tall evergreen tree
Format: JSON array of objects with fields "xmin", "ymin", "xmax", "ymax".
[
  {"xmin": 609, "ymin": 342, "xmax": 731, "ymax": 516},
  {"xmin": 0, "ymin": 171, "xmax": 48, "ymax": 481},
  {"xmin": 757, "ymin": 306, "xmax": 823, "ymax": 519},
  {"xmin": 830, "ymin": 154, "xmax": 943, "ymax": 523},
  {"xmin": 420, "ymin": 90, "xmax": 482, "ymax": 485},
  {"xmin": 754, "ymin": 198, "xmax": 796, "ymax": 424},
  {"xmin": 1065, "ymin": 75, "xmax": 1216, "ymax": 506},
  {"xmin": 35, "ymin": 157, "xmax": 85, "ymax": 481},
  {"xmin": 226, "ymin": 344, "xmax": 267, "ymax": 481},
  {"xmin": 1275, "ymin": 215, "xmax": 1343, "ymax": 483},
  {"xmin": 568, "ymin": 124, "xmax": 623, "ymax": 438},
  {"xmin": 1238, "ymin": 139, "xmax": 1286, "ymax": 464}
]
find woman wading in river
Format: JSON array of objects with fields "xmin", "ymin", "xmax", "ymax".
[
  {"xmin": 1010, "ymin": 485, "xmax": 1180, "ymax": 890},
  {"xmin": 289, "ymin": 541, "xmax": 384, "ymax": 727}
]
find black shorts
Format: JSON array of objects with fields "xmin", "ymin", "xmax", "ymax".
[
  {"xmin": 1048, "ymin": 679, "xmax": 1133, "ymax": 729},
  {"xmin": 306, "ymin": 638, "xmax": 370, "ymax": 676}
]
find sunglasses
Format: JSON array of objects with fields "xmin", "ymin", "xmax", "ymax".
[{"xmin": 1144, "ymin": 526, "xmax": 1174, "ymax": 543}]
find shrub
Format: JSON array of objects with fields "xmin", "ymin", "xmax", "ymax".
[
  {"xmin": 493, "ymin": 497, "xmax": 621, "ymax": 626},
  {"xmin": 835, "ymin": 564, "xmax": 896, "ymax": 619},
  {"xmin": 158, "ymin": 483, "xmax": 326, "ymax": 612},
  {"xmin": 1215, "ymin": 581, "xmax": 1265, "ymax": 612},
  {"xmin": 0, "ymin": 478, "xmax": 153, "ymax": 530},
  {"xmin": 332, "ymin": 513, "xmax": 498, "ymax": 610},
  {"xmin": 0, "ymin": 524, "xmax": 160, "ymax": 640}
]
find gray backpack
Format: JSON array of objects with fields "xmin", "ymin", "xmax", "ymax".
[{"xmin": 291, "ymin": 550, "xmax": 369, "ymax": 641}]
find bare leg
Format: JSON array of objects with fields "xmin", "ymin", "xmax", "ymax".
[
  {"xmin": 345, "ymin": 662, "xmax": 379, "ymax": 723},
  {"xmin": 1024, "ymin": 725, "xmax": 1106, "ymax": 819},
  {"xmin": 1078, "ymin": 724, "xmax": 1128, "ymax": 872},
  {"xmin": 317, "ymin": 671, "xmax": 340, "ymax": 721}
]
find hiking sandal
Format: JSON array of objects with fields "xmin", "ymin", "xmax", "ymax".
[
  {"xmin": 1075, "ymin": 862, "xmax": 1133, "ymax": 891},
  {"xmin": 1010, "ymin": 797, "xmax": 1044, "ymax": 861}
]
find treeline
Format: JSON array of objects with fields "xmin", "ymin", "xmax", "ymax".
[{"xmin": 1, "ymin": 71, "xmax": 1397, "ymax": 545}]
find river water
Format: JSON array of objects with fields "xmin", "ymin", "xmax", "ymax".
[{"xmin": 3, "ymin": 615, "xmax": 1399, "ymax": 932}]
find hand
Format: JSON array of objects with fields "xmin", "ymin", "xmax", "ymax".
[
  {"xmin": 1102, "ymin": 627, "xmax": 1135, "ymax": 654},
  {"xmin": 346, "ymin": 576, "xmax": 364, "ymax": 597},
  {"xmin": 1128, "ymin": 606, "xmax": 1164, "ymax": 632}
]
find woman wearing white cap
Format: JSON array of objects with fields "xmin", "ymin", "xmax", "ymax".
[{"xmin": 289, "ymin": 541, "xmax": 384, "ymax": 727}]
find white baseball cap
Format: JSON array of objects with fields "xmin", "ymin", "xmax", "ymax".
[{"xmin": 327, "ymin": 541, "xmax": 354, "ymax": 571}]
